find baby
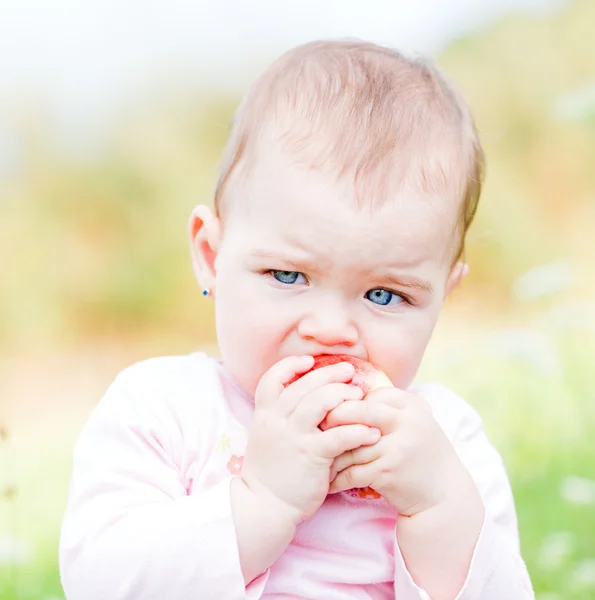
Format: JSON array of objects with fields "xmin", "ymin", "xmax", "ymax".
[{"xmin": 59, "ymin": 40, "xmax": 534, "ymax": 599}]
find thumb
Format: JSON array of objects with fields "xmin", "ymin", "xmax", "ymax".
[{"xmin": 254, "ymin": 355, "xmax": 315, "ymax": 409}]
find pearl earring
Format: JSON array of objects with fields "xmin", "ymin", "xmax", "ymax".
[{"xmin": 202, "ymin": 288, "xmax": 211, "ymax": 297}]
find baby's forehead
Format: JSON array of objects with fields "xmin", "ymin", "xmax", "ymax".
[
  {"xmin": 238, "ymin": 135, "xmax": 461, "ymax": 214},
  {"xmin": 229, "ymin": 157, "xmax": 459, "ymax": 268}
]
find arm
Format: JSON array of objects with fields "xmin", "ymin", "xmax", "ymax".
[
  {"xmin": 395, "ymin": 472, "xmax": 485, "ymax": 600},
  {"xmin": 325, "ymin": 383, "xmax": 534, "ymax": 599},
  {"xmin": 59, "ymin": 371, "xmax": 272, "ymax": 600},
  {"xmin": 231, "ymin": 477, "xmax": 297, "ymax": 584},
  {"xmin": 393, "ymin": 385, "xmax": 534, "ymax": 599}
]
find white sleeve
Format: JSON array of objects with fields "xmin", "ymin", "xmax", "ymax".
[{"xmin": 59, "ymin": 364, "xmax": 268, "ymax": 600}]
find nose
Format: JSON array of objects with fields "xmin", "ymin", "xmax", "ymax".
[{"xmin": 297, "ymin": 299, "xmax": 358, "ymax": 347}]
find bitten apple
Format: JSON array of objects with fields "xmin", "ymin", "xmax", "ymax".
[
  {"xmin": 288, "ymin": 354, "xmax": 393, "ymax": 396},
  {"xmin": 289, "ymin": 355, "xmax": 391, "ymax": 500}
]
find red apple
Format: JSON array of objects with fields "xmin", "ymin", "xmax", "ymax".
[
  {"xmin": 288, "ymin": 354, "xmax": 392, "ymax": 396},
  {"xmin": 287, "ymin": 354, "xmax": 390, "ymax": 501}
]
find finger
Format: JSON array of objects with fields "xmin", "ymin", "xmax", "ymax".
[
  {"xmin": 321, "ymin": 399, "xmax": 397, "ymax": 434},
  {"xmin": 367, "ymin": 388, "xmax": 433, "ymax": 417},
  {"xmin": 364, "ymin": 386, "xmax": 411, "ymax": 409},
  {"xmin": 330, "ymin": 443, "xmax": 382, "ymax": 481},
  {"xmin": 329, "ymin": 462, "xmax": 377, "ymax": 494},
  {"xmin": 281, "ymin": 361, "xmax": 356, "ymax": 413},
  {"xmin": 255, "ymin": 355, "xmax": 315, "ymax": 410},
  {"xmin": 291, "ymin": 383, "xmax": 363, "ymax": 431},
  {"xmin": 315, "ymin": 424, "xmax": 381, "ymax": 459}
]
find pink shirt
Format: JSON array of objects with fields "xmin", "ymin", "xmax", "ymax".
[{"xmin": 59, "ymin": 352, "xmax": 534, "ymax": 599}]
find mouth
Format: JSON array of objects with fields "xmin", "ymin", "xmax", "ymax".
[
  {"xmin": 309, "ymin": 352, "xmax": 365, "ymax": 361},
  {"xmin": 307, "ymin": 353, "xmax": 369, "ymax": 371}
]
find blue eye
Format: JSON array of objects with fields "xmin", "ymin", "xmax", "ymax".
[
  {"xmin": 271, "ymin": 270, "xmax": 306, "ymax": 285},
  {"xmin": 365, "ymin": 288, "xmax": 403, "ymax": 306}
]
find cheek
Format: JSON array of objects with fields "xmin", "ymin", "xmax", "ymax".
[
  {"xmin": 214, "ymin": 278, "xmax": 294, "ymax": 396},
  {"xmin": 367, "ymin": 319, "xmax": 437, "ymax": 389},
  {"xmin": 216, "ymin": 279, "xmax": 291, "ymax": 342}
]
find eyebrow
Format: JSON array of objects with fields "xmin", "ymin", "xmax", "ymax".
[
  {"xmin": 377, "ymin": 272, "xmax": 434, "ymax": 294},
  {"xmin": 248, "ymin": 250, "xmax": 433, "ymax": 294},
  {"xmin": 248, "ymin": 250, "xmax": 304, "ymax": 260},
  {"xmin": 247, "ymin": 249, "xmax": 321, "ymax": 267}
]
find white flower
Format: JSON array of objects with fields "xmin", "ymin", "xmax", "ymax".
[
  {"xmin": 486, "ymin": 328, "xmax": 560, "ymax": 374},
  {"xmin": 537, "ymin": 531, "xmax": 575, "ymax": 570},
  {"xmin": 552, "ymin": 83, "xmax": 595, "ymax": 122},
  {"xmin": 536, "ymin": 301, "xmax": 595, "ymax": 332},
  {"xmin": 512, "ymin": 262, "xmax": 574, "ymax": 302},
  {"xmin": 560, "ymin": 476, "xmax": 595, "ymax": 505},
  {"xmin": 0, "ymin": 533, "xmax": 32, "ymax": 565},
  {"xmin": 569, "ymin": 558, "xmax": 595, "ymax": 591}
]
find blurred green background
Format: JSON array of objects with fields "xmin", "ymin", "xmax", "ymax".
[{"xmin": 1, "ymin": 1, "xmax": 595, "ymax": 598}]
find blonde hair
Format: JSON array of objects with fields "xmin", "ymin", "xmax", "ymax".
[{"xmin": 213, "ymin": 39, "xmax": 484, "ymax": 261}]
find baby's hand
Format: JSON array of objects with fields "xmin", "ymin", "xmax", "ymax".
[
  {"xmin": 240, "ymin": 356, "xmax": 381, "ymax": 525},
  {"xmin": 326, "ymin": 387, "xmax": 477, "ymax": 516}
]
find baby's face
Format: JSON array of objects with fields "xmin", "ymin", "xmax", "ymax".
[{"xmin": 211, "ymin": 151, "xmax": 464, "ymax": 398}]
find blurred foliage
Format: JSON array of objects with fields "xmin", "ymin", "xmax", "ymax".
[
  {"xmin": 1, "ymin": 1, "xmax": 595, "ymax": 599},
  {"xmin": 438, "ymin": 0, "xmax": 595, "ymax": 299},
  {"xmin": 1, "ymin": 93, "xmax": 234, "ymax": 352},
  {"xmin": 419, "ymin": 315, "xmax": 595, "ymax": 598}
]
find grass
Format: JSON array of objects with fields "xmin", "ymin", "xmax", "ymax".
[{"xmin": 419, "ymin": 303, "xmax": 595, "ymax": 599}]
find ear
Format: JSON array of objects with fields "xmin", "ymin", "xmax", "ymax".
[
  {"xmin": 444, "ymin": 261, "xmax": 469, "ymax": 298},
  {"xmin": 188, "ymin": 205, "xmax": 221, "ymax": 293}
]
